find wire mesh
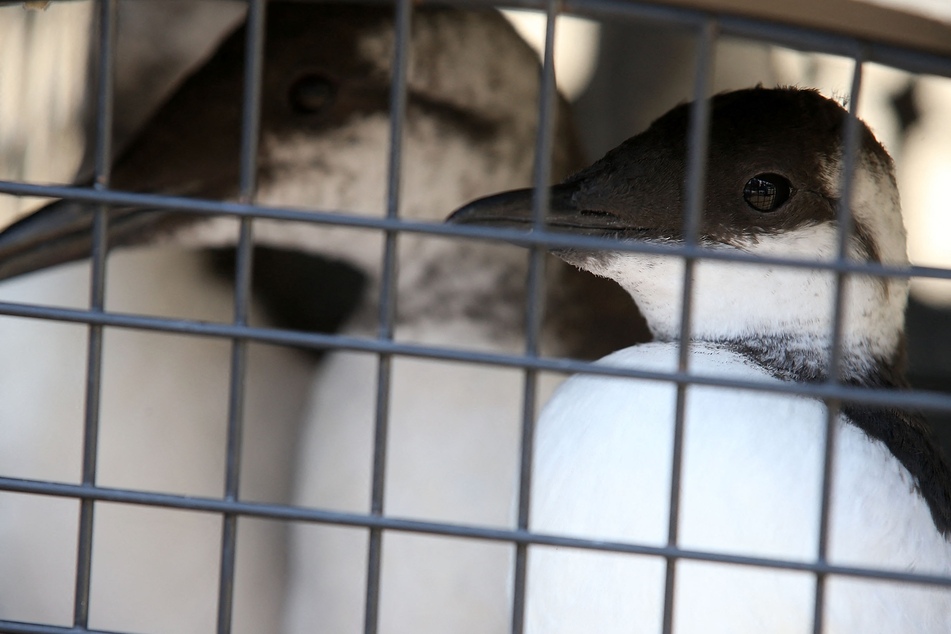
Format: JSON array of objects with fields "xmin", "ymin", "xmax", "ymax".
[
  {"xmin": 0, "ymin": 1, "xmax": 950, "ymax": 633},
  {"xmin": 64, "ymin": 1, "xmax": 116, "ymax": 630}
]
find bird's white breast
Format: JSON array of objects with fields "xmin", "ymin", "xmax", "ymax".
[{"xmin": 528, "ymin": 342, "xmax": 951, "ymax": 633}]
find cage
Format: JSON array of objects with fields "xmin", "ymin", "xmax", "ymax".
[{"xmin": 0, "ymin": 0, "xmax": 950, "ymax": 633}]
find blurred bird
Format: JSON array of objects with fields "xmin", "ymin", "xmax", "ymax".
[
  {"xmin": 0, "ymin": 3, "xmax": 641, "ymax": 633},
  {"xmin": 449, "ymin": 87, "xmax": 951, "ymax": 633}
]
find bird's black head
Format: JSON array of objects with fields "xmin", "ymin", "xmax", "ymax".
[{"xmin": 448, "ymin": 87, "xmax": 908, "ymax": 359}]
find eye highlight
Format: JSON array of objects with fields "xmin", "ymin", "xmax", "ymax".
[
  {"xmin": 289, "ymin": 73, "xmax": 337, "ymax": 115},
  {"xmin": 743, "ymin": 173, "xmax": 791, "ymax": 212}
]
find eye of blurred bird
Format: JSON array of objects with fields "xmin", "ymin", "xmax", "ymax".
[
  {"xmin": 743, "ymin": 173, "xmax": 791, "ymax": 212},
  {"xmin": 289, "ymin": 73, "xmax": 337, "ymax": 114}
]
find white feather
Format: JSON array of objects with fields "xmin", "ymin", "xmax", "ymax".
[{"xmin": 528, "ymin": 343, "xmax": 951, "ymax": 633}]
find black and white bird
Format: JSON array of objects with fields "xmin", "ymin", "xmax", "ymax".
[
  {"xmin": 0, "ymin": 3, "xmax": 639, "ymax": 633},
  {"xmin": 449, "ymin": 86, "xmax": 951, "ymax": 632}
]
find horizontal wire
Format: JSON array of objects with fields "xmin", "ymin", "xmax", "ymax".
[
  {"xmin": 2, "ymin": 180, "xmax": 950, "ymax": 282},
  {"xmin": 4, "ymin": 0, "xmax": 937, "ymax": 76},
  {"xmin": 0, "ymin": 620, "xmax": 128, "ymax": 634},
  {"xmin": 1, "ymin": 299, "xmax": 950, "ymax": 412},
  {"xmin": 1, "ymin": 0, "xmax": 949, "ymax": 74},
  {"xmin": 141, "ymin": 0, "xmax": 951, "ymax": 76},
  {"xmin": 0, "ymin": 474, "xmax": 949, "ymax": 589}
]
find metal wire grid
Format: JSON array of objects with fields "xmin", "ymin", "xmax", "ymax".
[{"xmin": 0, "ymin": 0, "xmax": 950, "ymax": 633}]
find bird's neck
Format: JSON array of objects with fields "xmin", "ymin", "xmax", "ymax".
[
  {"xmin": 584, "ymin": 241, "xmax": 909, "ymax": 387},
  {"xmin": 714, "ymin": 332, "xmax": 907, "ymax": 388},
  {"xmin": 631, "ymin": 295, "xmax": 907, "ymax": 388}
]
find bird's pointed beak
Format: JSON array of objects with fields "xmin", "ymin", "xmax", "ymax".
[
  {"xmin": 0, "ymin": 198, "xmax": 192, "ymax": 281},
  {"xmin": 446, "ymin": 182, "xmax": 626, "ymax": 236}
]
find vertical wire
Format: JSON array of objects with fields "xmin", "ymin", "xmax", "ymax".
[
  {"xmin": 216, "ymin": 2, "xmax": 266, "ymax": 632},
  {"xmin": 661, "ymin": 18, "xmax": 717, "ymax": 634},
  {"xmin": 511, "ymin": 4, "xmax": 560, "ymax": 633},
  {"xmin": 364, "ymin": 0, "xmax": 412, "ymax": 631},
  {"xmin": 811, "ymin": 51, "xmax": 865, "ymax": 634},
  {"xmin": 73, "ymin": 0, "xmax": 116, "ymax": 626}
]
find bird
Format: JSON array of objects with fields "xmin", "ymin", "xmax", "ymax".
[
  {"xmin": 0, "ymin": 3, "xmax": 641, "ymax": 633},
  {"xmin": 0, "ymin": 4, "xmax": 342, "ymax": 632},
  {"xmin": 448, "ymin": 86, "xmax": 951, "ymax": 633}
]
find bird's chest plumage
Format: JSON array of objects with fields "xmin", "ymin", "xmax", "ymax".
[{"xmin": 528, "ymin": 342, "xmax": 951, "ymax": 634}]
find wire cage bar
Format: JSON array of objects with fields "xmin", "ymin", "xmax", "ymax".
[
  {"xmin": 0, "ymin": 0, "xmax": 950, "ymax": 633},
  {"xmin": 70, "ymin": 0, "xmax": 117, "ymax": 630}
]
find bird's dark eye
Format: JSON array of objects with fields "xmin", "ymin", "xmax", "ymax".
[
  {"xmin": 289, "ymin": 73, "xmax": 337, "ymax": 114},
  {"xmin": 743, "ymin": 173, "xmax": 791, "ymax": 212}
]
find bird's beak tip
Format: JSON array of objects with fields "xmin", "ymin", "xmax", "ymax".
[{"xmin": 444, "ymin": 202, "xmax": 476, "ymax": 225}]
